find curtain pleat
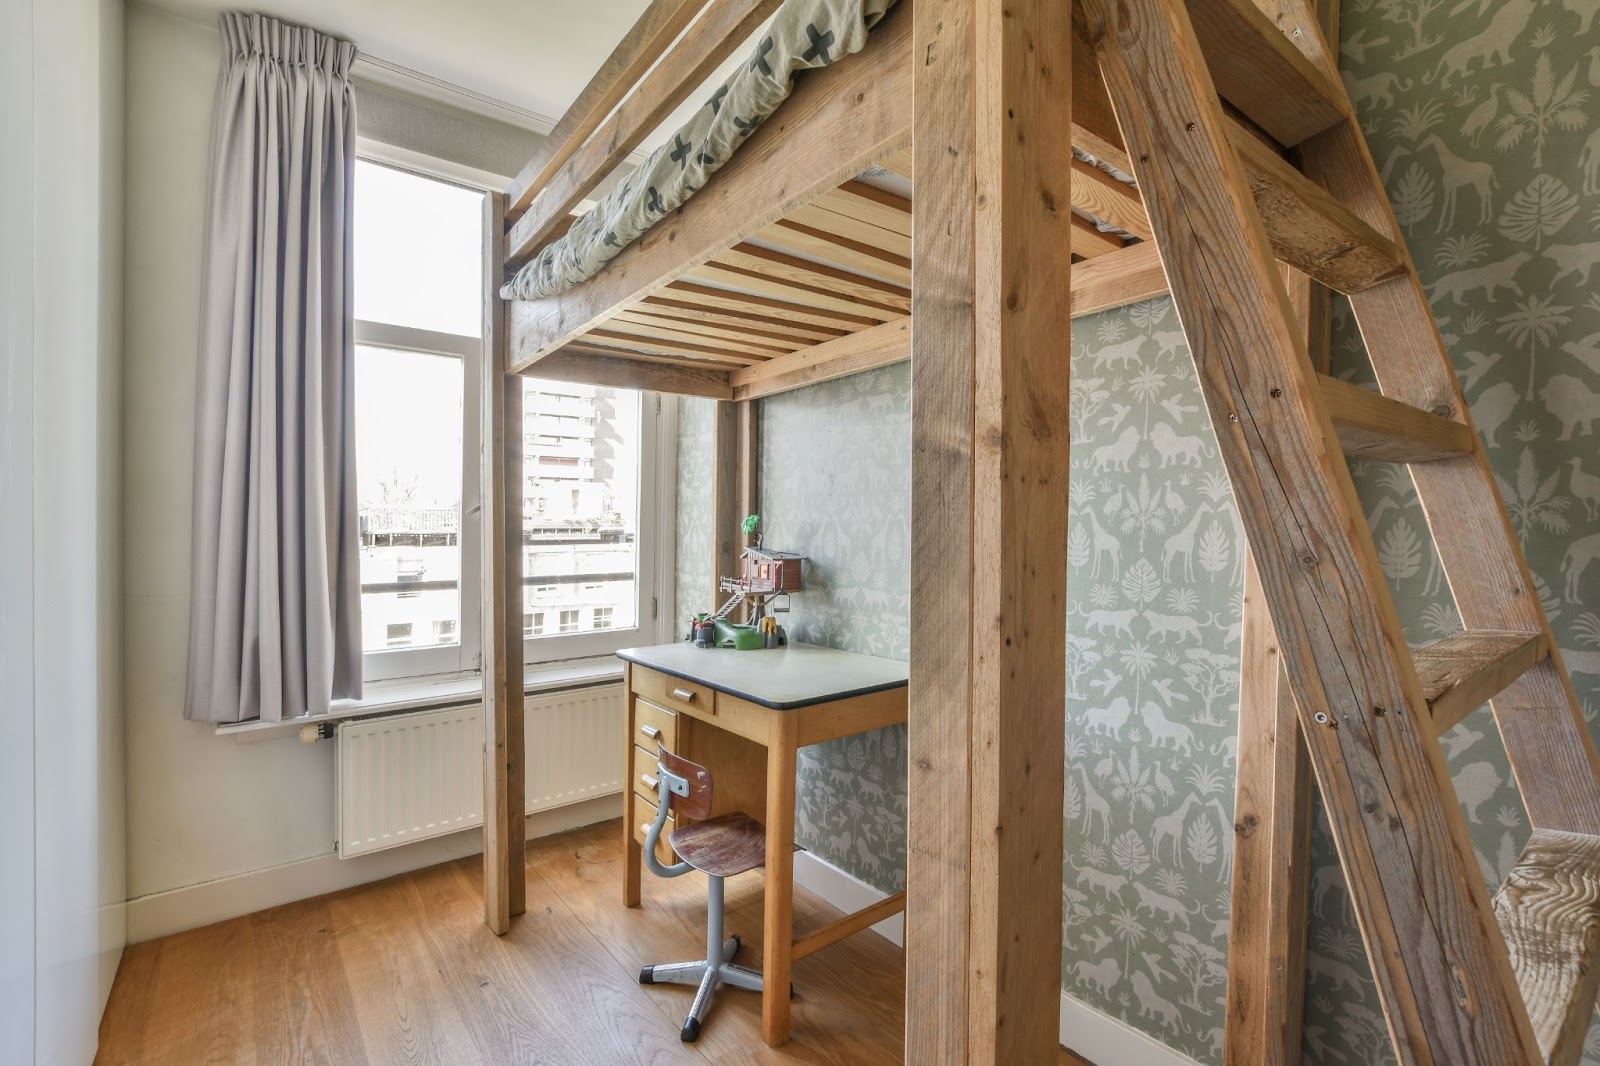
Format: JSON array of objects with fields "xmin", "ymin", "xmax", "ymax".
[{"xmin": 186, "ymin": 12, "xmax": 361, "ymax": 723}]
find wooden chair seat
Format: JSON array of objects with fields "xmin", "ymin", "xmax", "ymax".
[{"xmin": 669, "ymin": 812, "xmax": 768, "ymax": 878}]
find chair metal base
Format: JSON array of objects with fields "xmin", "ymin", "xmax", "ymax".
[{"xmin": 636, "ymin": 875, "xmax": 763, "ymax": 1042}]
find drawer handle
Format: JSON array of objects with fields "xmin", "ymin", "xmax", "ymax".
[
  {"xmin": 639, "ymin": 724, "xmax": 661, "ymax": 741},
  {"xmin": 670, "ymin": 686, "xmax": 696, "ymax": 703},
  {"xmin": 641, "ymin": 773, "xmax": 659, "ymax": 791}
]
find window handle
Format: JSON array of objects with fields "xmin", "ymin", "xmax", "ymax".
[
  {"xmin": 671, "ymin": 687, "xmax": 696, "ymax": 703},
  {"xmin": 639, "ymin": 724, "xmax": 661, "ymax": 741}
]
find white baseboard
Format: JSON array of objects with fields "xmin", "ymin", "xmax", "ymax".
[
  {"xmin": 1058, "ymin": 991, "xmax": 1204, "ymax": 1066},
  {"xmin": 791, "ymin": 850, "xmax": 904, "ymax": 946},
  {"xmin": 126, "ymin": 794, "xmax": 618, "ymax": 943}
]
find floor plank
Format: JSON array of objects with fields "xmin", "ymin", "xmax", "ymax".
[{"xmin": 98, "ymin": 818, "xmax": 1100, "ymax": 1065}]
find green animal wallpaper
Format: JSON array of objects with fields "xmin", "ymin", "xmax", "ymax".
[
  {"xmin": 674, "ymin": 0, "xmax": 1600, "ymax": 1060},
  {"xmin": 674, "ymin": 365, "xmax": 912, "ymax": 891}
]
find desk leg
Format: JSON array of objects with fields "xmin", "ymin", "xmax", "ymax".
[
  {"xmin": 623, "ymin": 685, "xmax": 642, "ymax": 908},
  {"xmin": 762, "ymin": 715, "xmax": 798, "ymax": 1046}
]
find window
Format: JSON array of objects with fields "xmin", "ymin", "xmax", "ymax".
[{"xmin": 352, "ymin": 154, "xmax": 676, "ymax": 686}]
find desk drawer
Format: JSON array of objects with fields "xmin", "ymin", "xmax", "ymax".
[
  {"xmin": 633, "ymin": 667, "xmax": 715, "ymax": 718},
  {"xmin": 633, "ymin": 745, "xmax": 664, "ymax": 801},
  {"xmin": 633, "ymin": 793, "xmax": 676, "ymax": 865},
  {"xmin": 633, "ymin": 699, "xmax": 678, "ymax": 750}
]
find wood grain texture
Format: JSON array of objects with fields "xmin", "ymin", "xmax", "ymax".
[
  {"xmin": 503, "ymin": 0, "xmax": 707, "ymax": 220},
  {"xmin": 508, "ymin": 6, "xmax": 912, "ymax": 370},
  {"xmin": 1072, "ymin": 158, "xmax": 1153, "ymax": 239},
  {"xmin": 481, "ymin": 193, "xmax": 525, "ymax": 934},
  {"xmin": 793, "ymin": 893, "xmax": 908, "ymax": 962},
  {"xmin": 1080, "ymin": 0, "xmax": 1540, "ymax": 1061},
  {"xmin": 1184, "ymin": 0, "xmax": 1348, "ymax": 145},
  {"xmin": 1224, "ymin": 262, "xmax": 1324, "ymax": 1066},
  {"xmin": 907, "ymin": 0, "xmax": 1076, "ymax": 1062},
  {"xmin": 762, "ymin": 711, "xmax": 799, "ymax": 1045},
  {"xmin": 1493, "ymin": 830, "xmax": 1600, "ymax": 1066},
  {"xmin": 1414, "ymin": 631, "xmax": 1551, "ymax": 737},
  {"xmin": 907, "ymin": 0, "xmax": 978, "ymax": 1056},
  {"xmin": 1318, "ymin": 375, "xmax": 1477, "ymax": 463},
  {"xmin": 505, "ymin": 0, "xmax": 784, "ymax": 266},
  {"xmin": 730, "ymin": 318, "xmax": 908, "ymax": 400},
  {"xmin": 100, "ymin": 821, "xmax": 1099, "ymax": 1066},
  {"xmin": 710, "ymin": 400, "xmax": 739, "ymax": 620}
]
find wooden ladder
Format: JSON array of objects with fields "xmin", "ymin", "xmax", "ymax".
[{"xmin": 1076, "ymin": 0, "xmax": 1600, "ymax": 1063}]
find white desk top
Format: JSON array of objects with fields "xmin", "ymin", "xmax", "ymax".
[{"xmin": 617, "ymin": 642, "xmax": 908, "ymax": 710}]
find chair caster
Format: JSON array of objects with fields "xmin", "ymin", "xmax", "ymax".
[
  {"xmin": 729, "ymin": 934, "xmax": 742, "ymax": 958},
  {"xmin": 681, "ymin": 1017, "xmax": 702, "ymax": 1043},
  {"xmin": 639, "ymin": 966, "xmax": 654, "ymax": 985}
]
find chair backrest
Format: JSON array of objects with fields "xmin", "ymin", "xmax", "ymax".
[{"xmin": 657, "ymin": 744, "xmax": 713, "ymax": 820}]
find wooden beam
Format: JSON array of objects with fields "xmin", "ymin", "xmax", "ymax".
[
  {"xmin": 690, "ymin": 262, "xmax": 906, "ymax": 321},
  {"xmin": 520, "ymin": 346, "xmax": 734, "ymax": 399},
  {"xmin": 1071, "ymin": 158, "xmax": 1151, "ymax": 240},
  {"xmin": 1185, "ymin": 0, "xmax": 1348, "ymax": 146},
  {"xmin": 1070, "ymin": 212, "xmax": 1125, "ymax": 257},
  {"xmin": 1233, "ymin": 131, "xmax": 1404, "ymax": 294},
  {"xmin": 709, "ymin": 401, "xmax": 739, "ymax": 617},
  {"xmin": 636, "ymin": 295, "xmax": 850, "ymax": 343},
  {"xmin": 1318, "ymin": 375, "xmax": 1477, "ymax": 463},
  {"xmin": 716, "ymin": 244, "xmax": 910, "ymax": 312},
  {"xmin": 582, "ymin": 329, "xmax": 763, "ymax": 366},
  {"xmin": 737, "ymin": 398, "xmax": 758, "ymax": 621},
  {"xmin": 503, "ymin": 0, "xmax": 706, "ymax": 221},
  {"xmin": 1225, "ymin": 557, "xmax": 1313, "ymax": 1066},
  {"xmin": 731, "ymin": 318, "xmax": 908, "ymax": 400},
  {"xmin": 1494, "ymin": 830, "xmax": 1600, "ymax": 1066},
  {"xmin": 792, "ymin": 892, "xmax": 908, "ymax": 961},
  {"xmin": 481, "ymin": 192, "xmax": 525, "ymax": 934},
  {"xmin": 508, "ymin": 4, "xmax": 912, "ymax": 370},
  {"xmin": 1082, "ymin": 0, "xmax": 1540, "ymax": 1060},
  {"xmin": 662, "ymin": 280, "xmax": 881, "ymax": 330},
  {"xmin": 1070, "ymin": 241, "xmax": 1169, "ymax": 317},
  {"xmin": 1224, "ymin": 264, "xmax": 1323, "ymax": 1066},
  {"xmin": 505, "ymin": 0, "xmax": 783, "ymax": 266},
  {"xmin": 907, "ymin": 0, "xmax": 1071, "ymax": 1062},
  {"xmin": 1415, "ymin": 630, "xmax": 1551, "ymax": 736}
]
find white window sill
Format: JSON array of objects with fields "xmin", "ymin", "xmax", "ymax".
[{"xmin": 215, "ymin": 655, "xmax": 625, "ymax": 743}]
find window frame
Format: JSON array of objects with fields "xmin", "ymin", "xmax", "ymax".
[{"xmin": 352, "ymin": 154, "xmax": 678, "ymax": 687}]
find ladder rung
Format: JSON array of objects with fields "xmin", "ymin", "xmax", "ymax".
[
  {"xmin": 1185, "ymin": 0, "xmax": 1349, "ymax": 146},
  {"xmin": 1319, "ymin": 376, "xmax": 1477, "ymax": 463},
  {"xmin": 1415, "ymin": 631, "xmax": 1550, "ymax": 735},
  {"xmin": 1493, "ymin": 829, "xmax": 1600, "ymax": 1066},
  {"xmin": 1232, "ymin": 132, "xmax": 1406, "ymax": 295}
]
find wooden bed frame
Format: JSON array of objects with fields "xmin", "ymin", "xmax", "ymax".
[{"xmin": 478, "ymin": 0, "xmax": 1377, "ymax": 1061}]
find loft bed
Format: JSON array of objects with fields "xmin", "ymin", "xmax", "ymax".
[{"xmin": 476, "ymin": 0, "xmax": 1597, "ymax": 1063}]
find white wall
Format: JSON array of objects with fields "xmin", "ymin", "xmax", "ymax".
[
  {"xmin": 0, "ymin": 0, "xmax": 128, "ymax": 1061},
  {"xmin": 121, "ymin": 4, "xmax": 549, "ymax": 930},
  {"xmin": 123, "ymin": 3, "xmax": 347, "ymax": 909}
]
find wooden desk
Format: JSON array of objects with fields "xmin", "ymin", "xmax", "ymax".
[{"xmin": 617, "ymin": 642, "xmax": 909, "ymax": 1046}]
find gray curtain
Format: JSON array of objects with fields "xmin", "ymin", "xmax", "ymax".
[{"xmin": 185, "ymin": 12, "xmax": 362, "ymax": 723}]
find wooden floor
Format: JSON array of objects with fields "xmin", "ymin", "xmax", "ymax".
[{"xmin": 97, "ymin": 818, "xmax": 1093, "ymax": 1065}]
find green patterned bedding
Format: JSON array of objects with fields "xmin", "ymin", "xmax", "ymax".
[{"xmin": 500, "ymin": 0, "xmax": 894, "ymax": 302}]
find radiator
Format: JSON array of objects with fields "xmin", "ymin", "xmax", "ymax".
[{"xmin": 336, "ymin": 683, "xmax": 624, "ymax": 858}]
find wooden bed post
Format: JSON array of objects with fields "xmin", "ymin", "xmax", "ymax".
[
  {"xmin": 483, "ymin": 191, "xmax": 526, "ymax": 934},
  {"xmin": 907, "ymin": 0, "xmax": 1073, "ymax": 1062},
  {"xmin": 710, "ymin": 400, "xmax": 740, "ymax": 615}
]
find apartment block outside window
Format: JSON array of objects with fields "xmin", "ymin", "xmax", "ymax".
[{"xmin": 352, "ymin": 158, "xmax": 675, "ymax": 684}]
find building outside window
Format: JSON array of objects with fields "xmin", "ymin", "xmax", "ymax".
[
  {"xmin": 558, "ymin": 609, "xmax": 580, "ymax": 634},
  {"xmin": 386, "ymin": 623, "xmax": 413, "ymax": 647},
  {"xmin": 593, "ymin": 607, "xmax": 614, "ymax": 630}
]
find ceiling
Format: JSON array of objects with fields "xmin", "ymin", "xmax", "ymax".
[{"xmin": 148, "ymin": 0, "xmax": 657, "ymax": 127}]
